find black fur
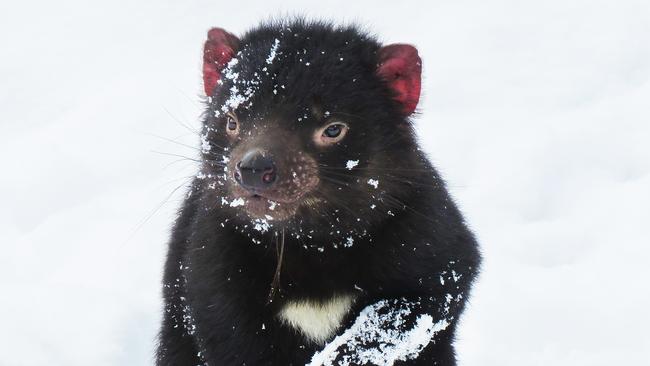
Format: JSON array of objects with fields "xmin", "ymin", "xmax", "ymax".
[{"xmin": 156, "ymin": 19, "xmax": 481, "ymax": 366}]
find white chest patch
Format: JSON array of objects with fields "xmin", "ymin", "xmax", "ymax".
[{"xmin": 278, "ymin": 294, "xmax": 357, "ymax": 345}]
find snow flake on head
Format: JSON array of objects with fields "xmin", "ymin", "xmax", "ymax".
[
  {"xmin": 215, "ymin": 38, "xmax": 282, "ymax": 117},
  {"xmin": 266, "ymin": 38, "xmax": 281, "ymax": 64},
  {"xmin": 229, "ymin": 197, "xmax": 245, "ymax": 207},
  {"xmin": 223, "ymin": 57, "xmax": 240, "ymax": 78},
  {"xmin": 224, "ymin": 85, "xmax": 247, "ymax": 109},
  {"xmin": 216, "ymin": 58, "xmax": 256, "ymax": 116},
  {"xmin": 345, "ymin": 160, "xmax": 359, "ymax": 170},
  {"xmin": 367, "ymin": 179, "xmax": 379, "ymax": 189}
]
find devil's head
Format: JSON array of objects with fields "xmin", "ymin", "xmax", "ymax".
[{"xmin": 197, "ymin": 20, "xmax": 426, "ymax": 248}]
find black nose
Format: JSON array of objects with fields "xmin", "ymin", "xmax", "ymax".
[{"xmin": 234, "ymin": 150, "xmax": 277, "ymax": 191}]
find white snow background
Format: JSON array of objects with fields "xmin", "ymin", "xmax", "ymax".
[{"xmin": 1, "ymin": 0, "xmax": 649, "ymax": 365}]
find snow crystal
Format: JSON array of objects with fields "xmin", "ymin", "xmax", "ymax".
[
  {"xmin": 200, "ymin": 132, "xmax": 211, "ymax": 153},
  {"xmin": 346, "ymin": 160, "xmax": 359, "ymax": 170},
  {"xmin": 367, "ymin": 179, "xmax": 379, "ymax": 189},
  {"xmin": 181, "ymin": 303, "xmax": 196, "ymax": 335},
  {"xmin": 223, "ymin": 85, "xmax": 247, "ymax": 110},
  {"xmin": 177, "ymin": 292, "xmax": 197, "ymax": 337},
  {"xmin": 252, "ymin": 218, "xmax": 271, "ymax": 233},
  {"xmin": 229, "ymin": 198, "xmax": 245, "ymax": 207},
  {"xmin": 266, "ymin": 38, "xmax": 281, "ymax": 64},
  {"xmin": 451, "ymin": 270, "xmax": 462, "ymax": 282}
]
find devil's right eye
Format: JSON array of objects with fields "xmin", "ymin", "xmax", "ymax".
[
  {"xmin": 225, "ymin": 113, "xmax": 239, "ymax": 136},
  {"xmin": 227, "ymin": 116, "xmax": 237, "ymax": 130}
]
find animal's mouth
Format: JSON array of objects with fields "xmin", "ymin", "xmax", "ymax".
[{"xmin": 236, "ymin": 193, "xmax": 321, "ymax": 221}]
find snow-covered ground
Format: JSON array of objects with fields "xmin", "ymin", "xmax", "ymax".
[{"xmin": 1, "ymin": 0, "xmax": 649, "ymax": 365}]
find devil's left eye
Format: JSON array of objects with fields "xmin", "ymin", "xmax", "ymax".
[
  {"xmin": 314, "ymin": 121, "xmax": 349, "ymax": 146},
  {"xmin": 323, "ymin": 124, "xmax": 343, "ymax": 138}
]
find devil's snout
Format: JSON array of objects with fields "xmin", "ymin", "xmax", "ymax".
[{"xmin": 234, "ymin": 149, "xmax": 277, "ymax": 191}]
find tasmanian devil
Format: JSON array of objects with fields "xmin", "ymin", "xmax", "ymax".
[{"xmin": 156, "ymin": 19, "xmax": 481, "ymax": 366}]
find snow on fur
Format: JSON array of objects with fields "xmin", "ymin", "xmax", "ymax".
[{"xmin": 308, "ymin": 299, "xmax": 450, "ymax": 366}]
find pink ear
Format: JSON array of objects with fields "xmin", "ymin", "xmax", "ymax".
[
  {"xmin": 377, "ymin": 44, "xmax": 422, "ymax": 115},
  {"xmin": 203, "ymin": 28, "xmax": 239, "ymax": 96}
]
